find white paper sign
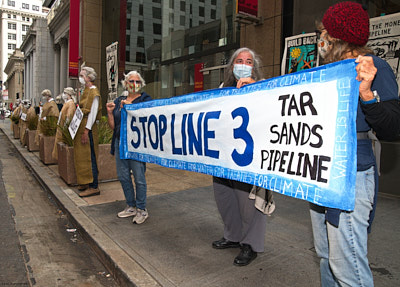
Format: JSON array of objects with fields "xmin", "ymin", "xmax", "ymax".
[{"xmin": 68, "ymin": 106, "xmax": 83, "ymax": 140}]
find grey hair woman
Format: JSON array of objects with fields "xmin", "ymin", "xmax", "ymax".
[{"xmin": 223, "ymin": 47, "xmax": 263, "ymax": 88}]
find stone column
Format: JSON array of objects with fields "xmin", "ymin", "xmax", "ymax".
[
  {"xmin": 59, "ymin": 38, "xmax": 68, "ymax": 94},
  {"xmin": 54, "ymin": 44, "xmax": 61, "ymax": 96},
  {"xmin": 30, "ymin": 53, "xmax": 34, "ymax": 100},
  {"xmin": 25, "ymin": 56, "xmax": 30, "ymax": 100}
]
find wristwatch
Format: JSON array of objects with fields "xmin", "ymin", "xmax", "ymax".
[{"xmin": 361, "ymin": 90, "xmax": 380, "ymax": 104}]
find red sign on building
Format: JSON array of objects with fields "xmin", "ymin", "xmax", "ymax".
[
  {"xmin": 237, "ymin": 0, "xmax": 258, "ymax": 17},
  {"xmin": 69, "ymin": 0, "xmax": 80, "ymax": 78},
  {"xmin": 194, "ymin": 63, "xmax": 204, "ymax": 92}
]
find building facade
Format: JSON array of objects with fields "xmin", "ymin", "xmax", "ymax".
[
  {"xmin": 0, "ymin": 0, "xmax": 46, "ymax": 92},
  {"xmin": 20, "ymin": 17, "xmax": 55, "ymax": 106},
  {"xmin": 35, "ymin": 0, "xmax": 400, "ymax": 108},
  {"xmin": 3, "ymin": 48, "xmax": 23, "ymax": 108}
]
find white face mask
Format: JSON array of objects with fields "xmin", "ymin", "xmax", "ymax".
[
  {"xmin": 317, "ymin": 37, "xmax": 331, "ymax": 59},
  {"xmin": 62, "ymin": 93, "xmax": 69, "ymax": 102},
  {"xmin": 79, "ymin": 77, "xmax": 86, "ymax": 85},
  {"xmin": 233, "ymin": 64, "xmax": 253, "ymax": 80}
]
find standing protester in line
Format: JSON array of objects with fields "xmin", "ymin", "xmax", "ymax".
[
  {"xmin": 52, "ymin": 87, "xmax": 77, "ymax": 160},
  {"xmin": 106, "ymin": 71, "xmax": 151, "ymax": 224},
  {"xmin": 74, "ymin": 65, "xmax": 102, "ymax": 197},
  {"xmin": 35, "ymin": 89, "xmax": 59, "ymax": 146},
  {"xmin": 212, "ymin": 47, "xmax": 271, "ymax": 267},
  {"xmin": 19, "ymin": 99, "xmax": 31, "ymax": 146},
  {"xmin": 310, "ymin": 2, "xmax": 400, "ymax": 286}
]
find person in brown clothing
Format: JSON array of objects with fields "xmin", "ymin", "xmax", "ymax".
[
  {"xmin": 74, "ymin": 65, "xmax": 102, "ymax": 197},
  {"xmin": 35, "ymin": 89, "xmax": 59, "ymax": 145},
  {"xmin": 52, "ymin": 87, "xmax": 77, "ymax": 160}
]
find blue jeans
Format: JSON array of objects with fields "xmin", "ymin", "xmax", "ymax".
[
  {"xmin": 88, "ymin": 130, "xmax": 98, "ymax": 189},
  {"xmin": 114, "ymin": 139, "xmax": 147, "ymax": 209},
  {"xmin": 310, "ymin": 166, "xmax": 375, "ymax": 287}
]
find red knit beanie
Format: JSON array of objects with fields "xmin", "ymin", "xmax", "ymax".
[{"xmin": 322, "ymin": 1, "xmax": 370, "ymax": 46}]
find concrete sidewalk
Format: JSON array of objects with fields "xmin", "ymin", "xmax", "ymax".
[{"xmin": 1, "ymin": 118, "xmax": 399, "ymax": 287}]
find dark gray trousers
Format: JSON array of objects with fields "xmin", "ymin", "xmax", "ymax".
[{"xmin": 213, "ymin": 178, "xmax": 267, "ymax": 252}]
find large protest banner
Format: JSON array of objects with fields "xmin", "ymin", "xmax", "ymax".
[
  {"xmin": 120, "ymin": 59, "xmax": 359, "ymax": 211},
  {"xmin": 368, "ymin": 12, "xmax": 400, "ymax": 88},
  {"xmin": 281, "ymin": 32, "xmax": 319, "ymax": 75}
]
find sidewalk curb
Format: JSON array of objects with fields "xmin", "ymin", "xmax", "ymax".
[{"xmin": 1, "ymin": 125, "xmax": 161, "ymax": 287}]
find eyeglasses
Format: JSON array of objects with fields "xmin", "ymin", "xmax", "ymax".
[{"xmin": 128, "ymin": 80, "xmax": 142, "ymax": 84}]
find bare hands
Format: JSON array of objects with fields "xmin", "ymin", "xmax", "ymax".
[
  {"xmin": 355, "ymin": 56, "xmax": 377, "ymax": 101},
  {"xmin": 81, "ymin": 131, "xmax": 89, "ymax": 145},
  {"xmin": 236, "ymin": 77, "xmax": 256, "ymax": 88},
  {"xmin": 106, "ymin": 102, "xmax": 115, "ymax": 114}
]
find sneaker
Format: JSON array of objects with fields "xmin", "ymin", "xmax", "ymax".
[
  {"xmin": 132, "ymin": 208, "xmax": 148, "ymax": 224},
  {"xmin": 118, "ymin": 206, "xmax": 137, "ymax": 218}
]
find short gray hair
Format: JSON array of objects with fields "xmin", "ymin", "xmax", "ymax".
[
  {"xmin": 81, "ymin": 66, "xmax": 97, "ymax": 82},
  {"xmin": 122, "ymin": 70, "xmax": 146, "ymax": 89},
  {"xmin": 41, "ymin": 89, "xmax": 52, "ymax": 97}
]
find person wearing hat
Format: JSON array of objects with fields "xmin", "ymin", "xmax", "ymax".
[
  {"xmin": 310, "ymin": 2, "xmax": 400, "ymax": 286},
  {"xmin": 35, "ymin": 89, "xmax": 60, "ymax": 146},
  {"xmin": 52, "ymin": 87, "xmax": 77, "ymax": 160}
]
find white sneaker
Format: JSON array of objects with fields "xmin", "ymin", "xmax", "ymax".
[
  {"xmin": 118, "ymin": 206, "xmax": 137, "ymax": 218},
  {"xmin": 132, "ymin": 208, "xmax": 148, "ymax": 224}
]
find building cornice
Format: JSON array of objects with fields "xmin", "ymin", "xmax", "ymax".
[
  {"xmin": 47, "ymin": 0, "xmax": 69, "ymax": 32},
  {"xmin": 0, "ymin": 7, "xmax": 47, "ymax": 19}
]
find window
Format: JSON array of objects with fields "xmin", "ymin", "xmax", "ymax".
[
  {"xmin": 127, "ymin": 2, "xmax": 132, "ymax": 14},
  {"xmin": 22, "ymin": 24, "xmax": 30, "ymax": 32},
  {"xmin": 27, "ymin": 17, "xmax": 30, "ymax": 21},
  {"xmin": 180, "ymin": 1, "xmax": 185, "ymax": 12},
  {"xmin": 211, "ymin": 9, "xmax": 216, "ymax": 19},
  {"xmin": 8, "ymin": 14, "xmax": 11, "ymax": 19},
  {"xmin": 139, "ymin": 4, "xmax": 143, "ymax": 16},
  {"xmin": 137, "ymin": 36, "xmax": 144, "ymax": 48},
  {"xmin": 126, "ymin": 18, "xmax": 131, "ymax": 30},
  {"xmin": 8, "ymin": 43, "xmax": 16, "ymax": 50},
  {"xmin": 22, "ymin": 17, "xmax": 25, "ymax": 21},
  {"xmin": 13, "ymin": 14, "xmax": 16, "ymax": 19},
  {"xmin": 8, "ymin": 33, "xmax": 16, "ymax": 40},
  {"xmin": 22, "ymin": 3, "xmax": 29, "ymax": 9},
  {"xmin": 199, "ymin": 6, "xmax": 205, "ymax": 17},
  {"xmin": 153, "ymin": 23, "xmax": 161, "ymax": 35},
  {"xmin": 180, "ymin": 15, "xmax": 185, "ymax": 26},
  {"xmin": 8, "ymin": 0, "xmax": 15, "ymax": 7},
  {"xmin": 126, "ymin": 50, "xmax": 130, "ymax": 62},
  {"xmin": 211, "ymin": 0, "xmax": 216, "ymax": 5},
  {"xmin": 8, "ymin": 22, "xmax": 16, "ymax": 30},
  {"xmin": 32, "ymin": 5, "xmax": 39, "ymax": 11},
  {"xmin": 126, "ymin": 34, "xmax": 130, "ymax": 45},
  {"xmin": 136, "ymin": 52, "xmax": 146, "ymax": 64},
  {"xmin": 152, "ymin": 7, "xmax": 161, "ymax": 19},
  {"xmin": 138, "ymin": 20, "xmax": 143, "ymax": 32},
  {"xmin": 153, "ymin": 0, "xmax": 161, "ymax": 3},
  {"xmin": 22, "ymin": 35, "xmax": 26, "ymax": 41}
]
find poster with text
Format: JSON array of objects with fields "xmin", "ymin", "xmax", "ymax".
[
  {"xmin": 120, "ymin": 60, "xmax": 360, "ymax": 211},
  {"xmin": 281, "ymin": 33, "xmax": 319, "ymax": 75},
  {"xmin": 368, "ymin": 12, "xmax": 400, "ymax": 88}
]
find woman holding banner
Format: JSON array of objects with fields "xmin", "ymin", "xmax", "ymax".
[
  {"xmin": 212, "ymin": 47, "xmax": 272, "ymax": 266},
  {"xmin": 310, "ymin": 2, "xmax": 400, "ymax": 286},
  {"xmin": 106, "ymin": 71, "xmax": 152, "ymax": 224}
]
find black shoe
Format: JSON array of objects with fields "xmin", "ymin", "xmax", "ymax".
[
  {"xmin": 233, "ymin": 244, "xmax": 257, "ymax": 266},
  {"xmin": 212, "ymin": 238, "xmax": 240, "ymax": 249}
]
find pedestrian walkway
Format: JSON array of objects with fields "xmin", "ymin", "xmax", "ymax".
[{"xmin": 1, "ymin": 118, "xmax": 399, "ymax": 287}]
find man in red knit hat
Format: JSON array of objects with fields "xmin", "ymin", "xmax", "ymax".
[{"xmin": 310, "ymin": 2, "xmax": 400, "ymax": 287}]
